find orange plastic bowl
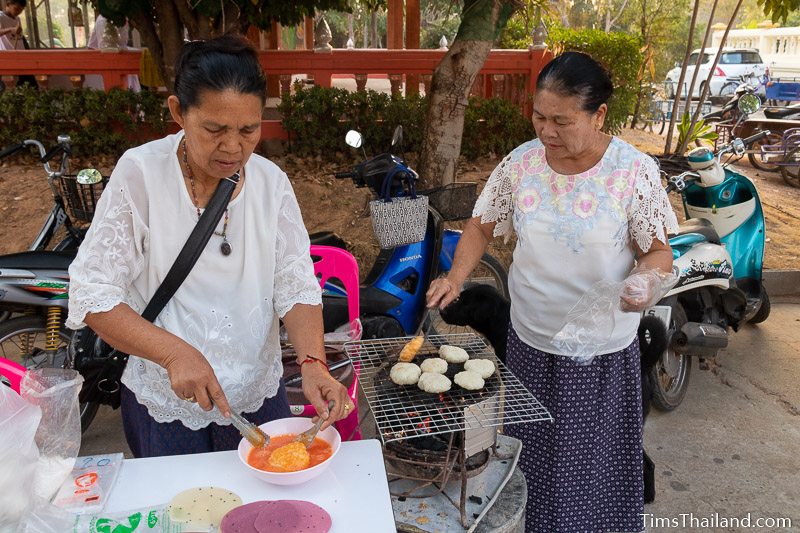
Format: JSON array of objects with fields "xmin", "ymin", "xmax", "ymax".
[{"xmin": 237, "ymin": 417, "xmax": 341, "ymax": 486}]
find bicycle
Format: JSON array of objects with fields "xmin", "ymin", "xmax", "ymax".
[
  {"xmin": 632, "ymin": 85, "xmax": 666, "ymax": 135},
  {"xmin": 0, "ymin": 136, "xmax": 107, "ymax": 429},
  {"xmin": 0, "ymin": 135, "xmax": 107, "ymax": 252}
]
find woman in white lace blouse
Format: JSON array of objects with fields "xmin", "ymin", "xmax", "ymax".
[
  {"xmin": 427, "ymin": 52, "xmax": 678, "ymax": 532},
  {"xmin": 67, "ymin": 35, "xmax": 353, "ymax": 458}
]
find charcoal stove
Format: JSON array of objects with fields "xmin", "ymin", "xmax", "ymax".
[{"xmin": 344, "ymin": 333, "xmax": 552, "ymax": 530}]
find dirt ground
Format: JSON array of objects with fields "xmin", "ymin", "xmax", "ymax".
[{"xmin": 0, "ymin": 128, "xmax": 797, "ymax": 273}]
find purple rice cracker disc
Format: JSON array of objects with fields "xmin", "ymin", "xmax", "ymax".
[{"xmin": 220, "ymin": 500, "xmax": 331, "ymax": 533}]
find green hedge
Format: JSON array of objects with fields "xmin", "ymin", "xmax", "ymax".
[
  {"xmin": 278, "ymin": 84, "xmax": 535, "ymax": 159},
  {"xmin": 547, "ymin": 28, "xmax": 642, "ymax": 135},
  {"xmin": 0, "ymin": 87, "xmax": 169, "ymax": 158}
]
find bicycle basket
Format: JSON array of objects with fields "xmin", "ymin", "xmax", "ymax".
[
  {"xmin": 714, "ymin": 123, "xmax": 735, "ymax": 150},
  {"xmin": 425, "ymin": 182, "xmax": 477, "ymax": 221},
  {"xmin": 55, "ymin": 174, "xmax": 108, "ymax": 224}
]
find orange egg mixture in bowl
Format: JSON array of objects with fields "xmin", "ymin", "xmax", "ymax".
[{"xmin": 237, "ymin": 417, "xmax": 341, "ymax": 486}]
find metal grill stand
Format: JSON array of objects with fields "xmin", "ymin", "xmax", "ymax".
[{"xmin": 345, "ymin": 333, "xmax": 552, "ymax": 530}]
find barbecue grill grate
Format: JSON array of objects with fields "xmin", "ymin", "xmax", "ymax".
[{"xmin": 345, "ymin": 333, "xmax": 552, "ymax": 444}]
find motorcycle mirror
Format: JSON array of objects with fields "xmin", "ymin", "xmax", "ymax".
[
  {"xmin": 345, "ymin": 130, "xmax": 363, "ymax": 149},
  {"xmin": 737, "ymin": 93, "xmax": 760, "ymax": 115},
  {"xmin": 76, "ymin": 168, "xmax": 103, "ymax": 185},
  {"xmin": 391, "ymin": 126, "xmax": 403, "ymax": 148}
]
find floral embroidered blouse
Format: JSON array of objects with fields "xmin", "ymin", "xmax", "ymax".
[
  {"xmin": 66, "ymin": 132, "xmax": 322, "ymax": 429},
  {"xmin": 474, "ymin": 137, "xmax": 679, "ymax": 355}
]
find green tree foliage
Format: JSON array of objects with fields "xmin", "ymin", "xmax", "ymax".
[
  {"xmin": 547, "ymin": 28, "xmax": 642, "ymax": 134},
  {"xmin": 93, "ymin": 0, "xmax": 351, "ymax": 90}
]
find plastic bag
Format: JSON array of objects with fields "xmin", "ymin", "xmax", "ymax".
[
  {"xmin": 551, "ymin": 280, "xmax": 623, "ymax": 365},
  {"xmin": 0, "ymin": 384, "xmax": 42, "ymax": 528},
  {"xmin": 69, "ymin": 504, "xmax": 187, "ymax": 533},
  {"xmin": 20, "ymin": 368, "xmax": 84, "ymax": 501},
  {"xmin": 551, "ymin": 268, "xmax": 679, "ymax": 365}
]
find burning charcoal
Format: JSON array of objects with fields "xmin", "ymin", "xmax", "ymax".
[{"xmin": 468, "ymin": 495, "xmax": 483, "ymax": 505}]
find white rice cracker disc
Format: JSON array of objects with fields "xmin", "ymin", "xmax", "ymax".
[
  {"xmin": 418, "ymin": 372, "xmax": 452, "ymax": 393},
  {"xmin": 439, "ymin": 345, "xmax": 469, "ymax": 364},
  {"xmin": 464, "ymin": 358, "xmax": 496, "ymax": 379},
  {"xmin": 420, "ymin": 357, "xmax": 448, "ymax": 374},
  {"xmin": 168, "ymin": 486, "xmax": 242, "ymax": 530},
  {"xmin": 390, "ymin": 362, "xmax": 422, "ymax": 385},
  {"xmin": 454, "ymin": 370, "xmax": 485, "ymax": 391}
]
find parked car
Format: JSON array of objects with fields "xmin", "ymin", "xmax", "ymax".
[{"xmin": 665, "ymin": 48, "xmax": 766, "ymax": 99}]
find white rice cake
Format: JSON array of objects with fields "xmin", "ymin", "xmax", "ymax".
[
  {"xmin": 390, "ymin": 362, "xmax": 422, "ymax": 385},
  {"xmin": 418, "ymin": 372, "xmax": 452, "ymax": 393},
  {"xmin": 454, "ymin": 370, "xmax": 485, "ymax": 391},
  {"xmin": 464, "ymin": 358, "xmax": 496, "ymax": 379},
  {"xmin": 439, "ymin": 345, "xmax": 469, "ymax": 364},
  {"xmin": 168, "ymin": 487, "xmax": 242, "ymax": 530},
  {"xmin": 420, "ymin": 358, "xmax": 448, "ymax": 374}
]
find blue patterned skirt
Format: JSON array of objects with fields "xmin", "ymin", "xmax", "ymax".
[{"xmin": 504, "ymin": 326, "xmax": 644, "ymax": 533}]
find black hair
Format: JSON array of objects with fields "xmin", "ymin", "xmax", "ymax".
[
  {"xmin": 7, "ymin": 0, "xmax": 27, "ymax": 7},
  {"xmin": 536, "ymin": 51, "xmax": 614, "ymax": 113},
  {"xmin": 173, "ymin": 34, "xmax": 266, "ymax": 111}
]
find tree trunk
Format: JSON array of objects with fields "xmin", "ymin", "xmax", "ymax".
[
  {"xmin": 417, "ymin": 0, "xmax": 515, "ymax": 188},
  {"xmin": 370, "ymin": 12, "xmax": 378, "ymax": 48}
]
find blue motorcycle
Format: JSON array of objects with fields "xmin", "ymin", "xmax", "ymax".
[
  {"xmin": 643, "ymin": 94, "xmax": 771, "ymax": 411},
  {"xmin": 315, "ymin": 126, "xmax": 508, "ymax": 339}
]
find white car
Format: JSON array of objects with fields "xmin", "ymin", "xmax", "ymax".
[{"xmin": 665, "ymin": 47, "xmax": 766, "ymax": 99}]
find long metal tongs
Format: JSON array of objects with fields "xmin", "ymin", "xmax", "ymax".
[{"xmin": 229, "ymin": 411, "xmax": 270, "ymax": 448}]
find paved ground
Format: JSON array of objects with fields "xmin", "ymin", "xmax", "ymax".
[
  {"xmin": 79, "ymin": 299, "xmax": 800, "ymax": 532},
  {"xmin": 643, "ymin": 298, "xmax": 800, "ymax": 532}
]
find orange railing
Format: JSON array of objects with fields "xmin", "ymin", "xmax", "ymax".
[{"xmin": 0, "ymin": 48, "xmax": 551, "ymax": 140}]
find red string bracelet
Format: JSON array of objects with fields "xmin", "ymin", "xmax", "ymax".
[{"xmin": 298, "ymin": 355, "xmax": 329, "ymax": 370}]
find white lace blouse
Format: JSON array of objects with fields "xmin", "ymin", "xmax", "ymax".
[
  {"xmin": 474, "ymin": 137, "xmax": 679, "ymax": 355},
  {"xmin": 66, "ymin": 132, "xmax": 322, "ymax": 429}
]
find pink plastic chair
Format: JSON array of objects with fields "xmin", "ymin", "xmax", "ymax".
[
  {"xmin": 291, "ymin": 245, "xmax": 361, "ymax": 440},
  {"xmin": 0, "ymin": 358, "xmax": 27, "ymax": 393}
]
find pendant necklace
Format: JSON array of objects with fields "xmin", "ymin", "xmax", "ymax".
[{"xmin": 182, "ymin": 139, "xmax": 233, "ymax": 256}]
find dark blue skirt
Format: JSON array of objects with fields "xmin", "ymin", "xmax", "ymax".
[
  {"xmin": 504, "ymin": 326, "xmax": 644, "ymax": 533},
  {"xmin": 121, "ymin": 380, "xmax": 291, "ymax": 458}
]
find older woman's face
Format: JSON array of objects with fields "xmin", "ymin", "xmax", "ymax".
[
  {"xmin": 531, "ymin": 89, "xmax": 606, "ymax": 160},
  {"xmin": 170, "ymin": 89, "xmax": 263, "ymax": 181}
]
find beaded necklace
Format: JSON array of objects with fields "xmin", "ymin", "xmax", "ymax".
[{"xmin": 182, "ymin": 139, "xmax": 233, "ymax": 256}]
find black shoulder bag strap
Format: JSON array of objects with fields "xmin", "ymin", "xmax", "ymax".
[
  {"xmin": 77, "ymin": 172, "xmax": 240, "ymax": 408},
  {"xmin": 142, "ymin": 171, "xmax": 240, "ymax": 321}
]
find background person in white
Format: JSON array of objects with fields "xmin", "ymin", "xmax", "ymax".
[
  {"xmin": 84, "ymin": 14, "xmax": 141, "ymax": 92},
  {"xmin": 67, "ymin": 35, "xmax": 353, "ymax": 458},
  {"xmin": 427, "ymin": 52, "xmax": 678, "ymax": 532}
]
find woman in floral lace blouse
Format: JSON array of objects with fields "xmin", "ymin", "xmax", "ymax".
[
  {"xmin": 67, "ymin": 35, "xmax": 352, "ymax": 458},
  {"xmin": 427, "ymin": 52, "xmax": 678, "ymax": 532}
]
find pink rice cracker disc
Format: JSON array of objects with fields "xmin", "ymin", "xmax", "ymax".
[{"xmin": 221, "ymin": 500, "xmax": 331, "ymax": 533}]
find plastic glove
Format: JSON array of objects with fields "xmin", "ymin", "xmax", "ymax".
[{"xmin": 620, "ymin": 267, "xmax": 678, "ymax": 312}]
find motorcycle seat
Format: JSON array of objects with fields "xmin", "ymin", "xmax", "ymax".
[
  {"xmin": 763, "ymin": 104, "xmax": 800, "ymax": 120},
  {"xmin": 0, "ymin": 251, "xmax": 76, "ymax": 270},
  {"xmin": 309, "ymin": 231, "xmax": 348, "ymax": 250},
  {"xmin": 670, "ymin": 218, "xmax": 721, "ymax": 245}
]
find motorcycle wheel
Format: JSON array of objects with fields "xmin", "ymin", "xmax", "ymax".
[
  {"xmin": 649, "ymin": 304, "xmax": 692, "ymax": 411},
  {"xmin": 780, "ymin": 146, "xmax": 800, "ymax": 187},
  {"xmin": 747, "ymin": 131, "xmax": 782, "ymax": 172},
  {"xmin": 748, "ymin": 286, "xmax": 771, "ymax": 324},
  {"xmin": 425, "ymin": 253, "xmax": 509, "ymax": 340},
  {"xmin": 0, "ymin": 315, "xmax": 99, "ymax": 431}
]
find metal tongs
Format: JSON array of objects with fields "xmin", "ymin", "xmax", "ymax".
[
  {"xmin": 294, "ymin": 400, "xmax": 335, "ymax": 449},
  {"xmin": 229, "ymin": 411, "xmax": 270, "ymax": 448}
]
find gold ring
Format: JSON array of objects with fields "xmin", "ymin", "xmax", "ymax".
[
  {"xmin": 344, "ymin": 404, "xmax": 352, "ymax": 411},
  {"xmin": 184, "ymin": 395, "xmax": 196, "ymax": 403}
]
